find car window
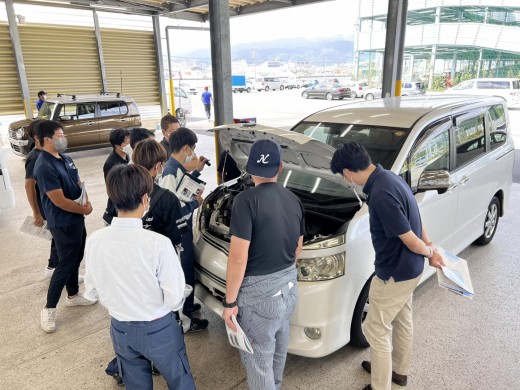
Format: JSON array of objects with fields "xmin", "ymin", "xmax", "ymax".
[
  {"xmin": 77, "ymin": 103, "xmax": 96, "ymax": 119},
  {"xmin": 455, "ymin": 113, "xmax": 485, "ymax": 168},
  {"xmin": 476, "ymin": 81, "xmax": 510, "ymax": 89},
  {"xmin": 512, "ymin": 80, "xmax": 520, "ymax": 90},
  {"xmin": 99, "ymin": 102, "xmax": 123, "ymax": 117},
  {"xmin": 38, "ymin": 101, "xmax": 57, "ymax": 119},
  {"xmin": 487, "ymin": 104, "xmax": 507, "ymax": 150},
  {"xmin": 453, "ymin": 81, "xmax": 474, "ymax": 90},
  {"xmin": 402, "ymin": 118, "xmax": 451, "ymax": 189},
  {"xmin": 292, "ymin": 122, "xmax": 408, "ymax": 169},
  {"xmin": 403, "ymin": 83, "xmax": 412, "ymax": 89},
  {"xmin": 174, "ymin": 88, "xmax": 188, "ymax": 99}
]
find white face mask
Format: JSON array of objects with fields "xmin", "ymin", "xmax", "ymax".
[
  {"xmin": 343, "ymin": 173, "xmax": 364, "ymax": 208},
  {"xmin": 154, "ymin": 163, "xmax": 164, "ymax": 183},
  {"xmin": 184, "ymin": 146, "xmax": 195, "ymax": 164},
  {"xmin": 122, "ymin": 145, "xmax": 132, "ymax": 155}
]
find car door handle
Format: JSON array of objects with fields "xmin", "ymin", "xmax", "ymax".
[
  {"xmin": 87, "ymin": 121, "xmax": 95, "ymax": 126},
  {"xmin": 459, "ymin": 177, "xmax": 469, "ymax": 185},
  {"xmin": 448, "ymin": 183, "xmax": 458, "ymax": 193},
  {"xmin": 120, "ymin": 118, "xmax": 126, "ymax": 122}
]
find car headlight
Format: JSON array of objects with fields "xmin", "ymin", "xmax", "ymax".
[
  {"xmin": 304, "ymin": 234, "xmax": 345, "ymax": 250},
  {"xmin": 15, "ymin": 127, "xmax": 26, "ymax": 140},
  {"xmin": 297, "ymin": 253, "xmax": 345, "ymax": 282}
]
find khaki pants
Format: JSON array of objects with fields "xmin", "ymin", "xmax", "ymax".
[{"xmin": 363, "ymin": 274, "xmax": 422, "ymax": 390}]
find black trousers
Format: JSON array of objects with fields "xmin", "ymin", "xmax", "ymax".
[
  {"xmin": 47, "ymin": 220, "xmax": 87, "ymax": 308},
  {"xmin": 180, "ymin": 229, "xmax": 195, "ymax": 317},
  {"xmin": 48, "ymin": 238, "xmax": 58, "ymax": 268}
]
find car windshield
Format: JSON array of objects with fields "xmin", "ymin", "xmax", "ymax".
[
  {"xmin": 291, "ymin": 121, "xmax": 409, "ymax": 169},
  {"xmin": 37, "ymin": 101, "xmax": 57, "ymax": 119}
]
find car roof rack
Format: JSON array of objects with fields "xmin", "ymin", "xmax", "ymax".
[
  {"xmin": 100, "ymin": 92, "xmax": 121, "ymax": 98},
  {"xmin": 57, "ymin": 93, "xmax": 76, "ymax": 100}
]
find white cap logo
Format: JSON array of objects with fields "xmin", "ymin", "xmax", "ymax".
[{"xmin": 257, "ymin": 154, "xmax": 270, "ymax": 164}]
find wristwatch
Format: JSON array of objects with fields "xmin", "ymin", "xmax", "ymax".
[{"xmin": 222, "ymin": 297, "xmax": 238, "ymax": 308}]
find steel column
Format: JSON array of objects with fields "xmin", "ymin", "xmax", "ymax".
[
  {"xmin": 152, "ymin": 15, "xmax": 168, "ymax": 117},
  {"xmin": 209, "ymin": 0, "xmax": 233, "ymax": 126},
  {"xmin": 5, "ymin": 0, "xmax": 33, "ymax": 118},
  {"xmin": 93, "ymin": 10, "xmax": 108, "ymax": 94},
  {"xmin": 381, "ymin": 0, "xmax": 408, "ymax": 98}
]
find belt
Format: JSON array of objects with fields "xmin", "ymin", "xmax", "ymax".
[{"xmin": 272, "ymin": 281, "xmax": 295, "ymax": 297}]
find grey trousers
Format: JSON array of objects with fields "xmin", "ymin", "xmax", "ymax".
[{"xmin": 237, "ymin": 283, "xmax": 297, "ymax": 390}]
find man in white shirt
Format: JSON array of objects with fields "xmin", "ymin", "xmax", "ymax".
[{"xmin": 84, "ymin": 164, "xmax": 195, "ymax": 390}]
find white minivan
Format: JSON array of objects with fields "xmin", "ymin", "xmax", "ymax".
[
  {"xmin": 193, "ymin": 95, "xmax": 514, "ymax": 358},
  {"xmin": 444, "ymin": 78, "xmax": 520, "ymax": 108}
]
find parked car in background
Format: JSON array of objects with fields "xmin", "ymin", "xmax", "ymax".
[
  {"xmin": 0, "ymin": 147, "xmax": 15, "ymax": 210},
  {"xmin": 344, "ymin": 81, "xmax": 369, "ymax": 98},
  {"xmin": 364, "ymin": 81, "xmax": 426, "ymax": 100},
  {"xmin": 301, "ymin": 83, "xmax": 351, "ymax": 100},
  {"xmin": 8, "ymin": 93, "xmax": 141, "ymax": 156},
  {"xmin": 180, "ymin": 83, "xmax": 198, "ymax": 95},
  {"xmin": 444, "ymin": 78, "xmax": 520, "ymax": 107},
  {"xmin": 173, "ymin": 86, "xmax": 193, "ymax": 126},
  {"xmin": 193, "ymin": 95, "xmax": 514, "ymax": 358},
  {"xmin": 253, "ymin": 77, "xmax": 285, "ymax": 91}
]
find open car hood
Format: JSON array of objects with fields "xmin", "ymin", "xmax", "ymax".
[{"xmin": 216, "ymin": 124, "xmax": 350, "ymax": 189}]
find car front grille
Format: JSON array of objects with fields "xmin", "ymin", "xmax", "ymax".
[{"xmin": 10, "ymin": 143, "xmax": 20, "ymax": 153}]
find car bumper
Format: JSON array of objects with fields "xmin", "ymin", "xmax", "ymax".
[{"xmin": 8, "ymin": 137, "xmax": 29, "ymax": 156}]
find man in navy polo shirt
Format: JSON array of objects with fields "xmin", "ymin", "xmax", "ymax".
[
  {"xmin": 34, "ymin": 120, "xmax": 97, "ymax": 333},
  {"xmin": 331, "ymin": 142, "xmax": 444, "ymax": 390}
]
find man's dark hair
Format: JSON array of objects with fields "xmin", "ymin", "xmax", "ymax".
[
  {"xmin": 106, "ymin": 164, "xmax": 153, "ymax": 213},
  {"xmin": 27, "ymin": 119, "xmax": 43, "ymax": 140},
  {"xmin": 132, "ymin": 139, "xmax": 168, "ymax": 170},
  {"xmin": 38, "ymin": 90, "xmax": 46, "ymax": 98},
  {"xmin": 160, "ymin": 114, "xmax": 179, "ymax": 131},
  {"xmin": 169, "ymin": 127, "xmax": 197, "ymax": 153},
  {"xmin": 330, "ymin": 141, "xmax": 372, "ymax": 174},
  {"xmin": 110, "ymin": 128, "xmax": 130, "ymax": 149},
  {"xmin": 37, "ymin": 120, "xmax": 62, "ymax": 146},
  {"xmin": 129, "ymin": 127, "xmax": 155, "ymax": 149}
]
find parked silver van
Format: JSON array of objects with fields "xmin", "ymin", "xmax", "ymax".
[
  {"xmin": 193, "ymin": 95, "xmax": 514, "ymax": 357},
  {"xmin": 444, "ymin": 78, "xmax": 520, "ymax": 108},
  {"xmin": 254, "ymin": 77, "xmax": 285, "ymax": 92}
]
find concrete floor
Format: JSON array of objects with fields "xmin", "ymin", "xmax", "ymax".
[{"xmin": 1, "ymin": 92, "xmax": 519, "ymax": 389}]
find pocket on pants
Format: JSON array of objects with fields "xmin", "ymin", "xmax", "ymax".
[
  {"xmin": 110, "ymin": 323, "xmax": 128, "ymax": 351},
  {"xmin": 145, "ymin": 322, "xmax": 175, "ymax": 353},
  {"xmin": 252, "ymin": 297, "xmax": 284, "ymax": 321}
]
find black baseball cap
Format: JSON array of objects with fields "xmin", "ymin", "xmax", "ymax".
[{"xmin": 246, "ymin": 139, "xmax": 282, "ymax": 178}]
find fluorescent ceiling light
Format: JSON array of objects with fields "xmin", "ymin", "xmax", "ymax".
[
  {"xmin": 32, "ymin": 0, "xmax": 71, "ymax": 4},
  {"xmin": 91, "ymin": 4, "xmax": 128, "ymax": 10}
]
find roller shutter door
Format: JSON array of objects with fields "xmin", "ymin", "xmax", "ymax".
[
  {"xmin": 19, "ymin": 24, "xmax": 102, "ymax": 102},
  {"xmin": 101, "ymin": 28, "xmax": 159, "ymax": 106},
  {"xmin": 0, "ymin": 24, "xmax": 24, "ymax": 115}
]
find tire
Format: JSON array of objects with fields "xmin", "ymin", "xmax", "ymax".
[
  {"xmin": 365, "ymin": 93, "xmax": 374, "ymax": 101},
  {"xmin": 350, "ymin": 91, "xmax": 357, "ymax": 98},
  {"xmin": 246, "ymin": 87, "xmax": 251, "ymax": 93},
  {"xmin": 475, "ymin": 197, "xmax": 500, "ymax": 245},
  {"xmin": 265, "ymin": 86, "xmax": 270, "ymax": 92},
  {"xmin": 280, "ymin": 85, "xmax": 285, "ymax": 91},
  {"xmin": 176, "ymin": 108, "xmax": 186, "ymax": 127},
  {"xmin": 297, "ymin": 85, "xmax": 301, "ymax": 89},
  {"xmin": 302, "ymin": 91, "xmax": 309, "ymax": 99},
  {"xmin": 326, "ymin": 93, "xmax": 333, "ymax": 101},
  {"xmin": 233, "ymin": 88, "xmax": 238, "ymax": 93},
  {"xmin": 350, "ymin": 278, "xmax": 371, "ymax": 348},
  {"xmin": 402, "ymin": 94, "xmax": 408, "ymax": 97}
]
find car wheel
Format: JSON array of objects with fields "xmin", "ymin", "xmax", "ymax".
[
  {"xmin": 233, "ymin": 88, "xmax": 238, "ymax": 93},
  {"xmin": 402, "ymin": 94, "xmax": 408, "ymax": 97},
  {"xmin": 302, "ymin": 91, "xmax": 309, "ymax": 99},
  {"xmin": 350, "ymin": 278, "xmax": 371, "ymax": 348},
  {"xmin": 349, "ymin": 91, "xmax": 357, "ymax": 98},
  {"xmin": 475, "ymin": 197, "xmax": 500, "ymax": 245},
  {"xmin": 246, "ymin": 87, "xmax": 251, "ymax": 93},
  {"xmin": 365, "ymin": 93, "xmax": 374, "ymax": 101},
  {"xmin": 280, "ymin": 85, "xmax": 285, "ymax": 91},
  {"xmin": 326, "ymin": 93, "xmax": 333, "ymax": 100},
  {"xmin": 297, "ymin": 85, "xmax": 301, "ymax": 89},
  {"xmin": 265, "ymin": 86, "xmax": 270, "ymax": 92},
  {"xmin": 176, "ymin": 108, "xmax": 186, "ymax": 127}
]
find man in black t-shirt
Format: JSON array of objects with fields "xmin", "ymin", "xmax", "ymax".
[
  {"xmin": 159, "ymin": 114, "xmax": 180, "ymax": 156},
  {"xmin": 24, "ymin": 119, "xmax": 58, "ymax": 279},
  {"xmin": 222, "ymin": 139, "xmax": 304, "ymax": 390}
]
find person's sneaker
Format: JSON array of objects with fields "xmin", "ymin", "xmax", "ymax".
[
  {"xmin": 78, "ymin": 274, "xmax": 85, "ymax": 284},
  {"xmin": 191, "ymin": 303, "xmax": 201, "ymax": 314},
  {"xmin": 113, "ymin": 374, "xmax": 124, "ymax": 386},
  {"xmin": 65, "ymin": 293, "xmax": 97, "ymax": 307},
  {"xmin": 185, "ymin": 317, "xmax": 209, "ymax": 333},
  {"xmin": 43, "ymin": 267, "xmax": 54, "ymax": 280},
  {"xmin": 361, "ymin": 360, "xmax": 407, "ymax": 386},
  {"xmin": 41, "ymin": 308, "xmax": 57, "ymax": 333},
  {"xmin": 362, "ymin": 385, "xmax": 372, "ymax": 390},
  {"xmin": 151, "ymin": 362, "xmax": 161, "ymax": 376}
]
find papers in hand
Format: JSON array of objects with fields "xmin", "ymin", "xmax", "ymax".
[
  {"xmin": 176, "ymin": 173, "xmax": 205, "ymax": 203},
  {"xmin": 19, "ymin": 216, "xmax": 52, "ymax": 241},
  {"xmin": 436, "ymin": 247, "xmax": 474, "ymax": 299},
  {"xmin": 225, "ymin": 315, "xmax": 253, "ymax": 354},
  {"xmin": 74, "ymin": 181, "xmax": 87, "ymax": 206}
]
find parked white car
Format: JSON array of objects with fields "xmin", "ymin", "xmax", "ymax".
[
  {"xmin": 193, "ymin": 95, "xmax": 514, "ymax": 358},
  {"xmin": 444, "ymin": 78, "xmax": 520, "ymax": 108},
  {"xmin": 364, "ymin": 81, "xmax": 426, "ymax": 100},
  {"xmin": 344, "ymin": 81, "xmax": 369, "ymax": 98},
  {"xmin": 173, "ymin": 86, "xmax": 192, "ymax": 126},
  {"xmin": 0, "ymin": 147, "xmax": 15, "ymax": 210}
]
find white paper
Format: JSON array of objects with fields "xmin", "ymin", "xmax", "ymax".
[
  {"xmin": 436, "ymin": 247, "xmax": 474, "ymax": 299},
  {"xmin": 225, "ymin": 315, "xmax": 254, "ymax": 354},
  {"xmin": 74, "ymin": 181, "xmax": 87, "ymax": 206},
  {"xmin": 176, "ymin": 174, "xmax": 205, "ymax": 203},
  {"xmin": 19, "ymin": 216, "xmax": 52, "ymax": 241}
]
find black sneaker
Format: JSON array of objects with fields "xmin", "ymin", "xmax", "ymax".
[
  {"xmin": 113, "ymin": 374, "xmax": 124, "ymax": 386},
  {"xmin": 185, "ymin": 317, "xmax": 209, "ymax": 333},
  {"xmin": 191, "ymin": 303, "xmax": 201, "ymax": 314},
  {"xmin": 151, "ymin": 362, "xmax": 161, "ymax": 376}
]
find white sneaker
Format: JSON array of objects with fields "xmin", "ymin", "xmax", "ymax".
[
  {"xmin": 65, "ymin": 293, "xmax": 97, "ymax": 307},
  {"xmin": 43, "ymin": 267, "xmax": 54, "ymax": 280},
  {"xmin": 41, "ymin": 308, "xmax": 57, "ymax": 333},
  {"xmin": 78, "ymin": 274, "xmax": 84, "ymax": 284}
]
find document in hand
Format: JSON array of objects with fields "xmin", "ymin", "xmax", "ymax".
[
  {"xmin": 19, "ymin": 216, "xmax": 52, "ymax": 241},
  {"xmin": 436, "ymin": 247, "xmax": 474, "ymax": 299},
  {"xmin": 225, "ymin": 315, "xmax": 254, "ymax": 354},
  {"xmin": 74, "ymin": 181, "xmax": 87, "ymax": 206},
  {"xmin": 176, "ymin": 172, "xmax": 206, "ymax": 203}
]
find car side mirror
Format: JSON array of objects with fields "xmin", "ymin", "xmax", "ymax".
[
  {"xmin": 417, "ymin": 170, "xmax": 450, "ymax": 194},
  {"xmin": 60, "ymin": 115, "xmax": 72, "ymax": 121}
]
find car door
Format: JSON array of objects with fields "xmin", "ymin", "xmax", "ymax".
[
  {"xmin": 57, "ymin": 102, "xmax": 99, "ymax": 148},
  {"xmin": 98, "ymin": 101, "xmax": 127, "ymax": 144}
]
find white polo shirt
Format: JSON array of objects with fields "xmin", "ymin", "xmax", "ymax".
[{"xmin": 84, "ymin": 217, "xmax": 185, "ymax": 321}]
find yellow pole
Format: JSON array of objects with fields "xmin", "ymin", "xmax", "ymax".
[
  {"xmin": 169, "ymin": 79, "xmax": 176, "ymax": 113},
  {"xmin": 395, "ymin": 79, "xmax": 402, "ymax": 97},
  {"xmin": 214, "ymin": 129, "xmax": 221, "ymax": 185}
]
